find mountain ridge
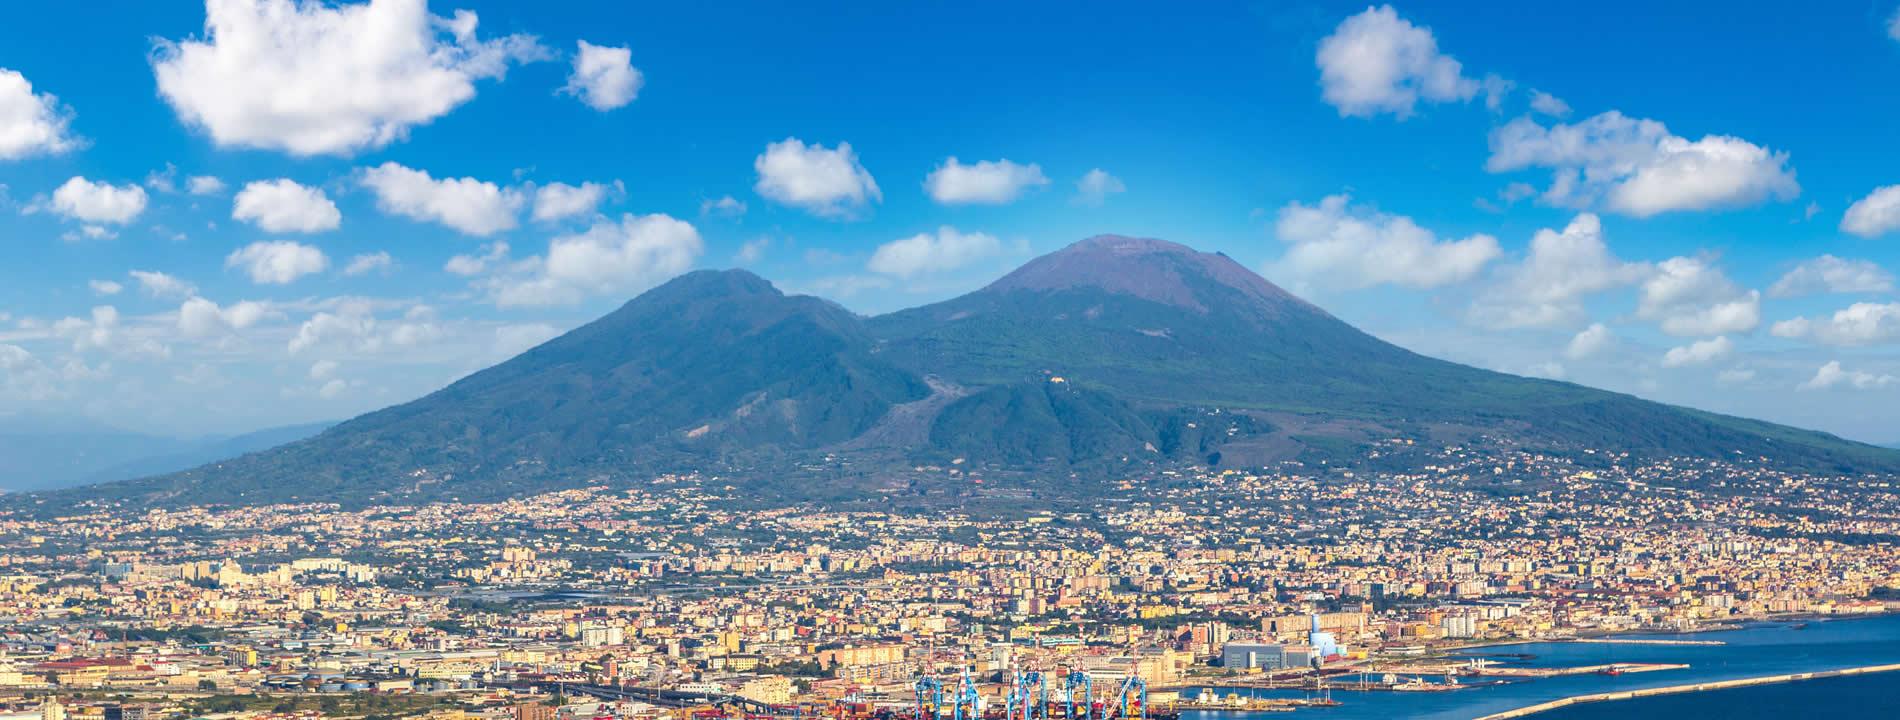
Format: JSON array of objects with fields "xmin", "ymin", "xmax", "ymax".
[{"xmin": 27, "ymin": 235, "xmax": 1898, "ymax": 509}]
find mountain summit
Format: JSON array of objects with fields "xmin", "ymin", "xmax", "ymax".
[{"xmin": 45, "ymin": 237, "xmax": 1898, "ymax": 508}]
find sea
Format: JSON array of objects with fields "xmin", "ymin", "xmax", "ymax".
[{"xmin": 1178, "ymin": 614, "xmax": 1900, "ymax": 719}]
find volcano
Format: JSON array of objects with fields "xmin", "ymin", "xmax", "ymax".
[{"xmin": 46, "ymin": 235, "xmax": 1897, "ymax": 508}]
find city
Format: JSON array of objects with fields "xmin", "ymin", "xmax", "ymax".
[{"xmin": 3, "ymin": 443, "xmax": 1896, "ymax": 719}]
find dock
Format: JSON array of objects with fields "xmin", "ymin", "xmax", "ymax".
[{"xmin": 1472, "ymin": 662, "xmax": 1900, "ymax": 719}]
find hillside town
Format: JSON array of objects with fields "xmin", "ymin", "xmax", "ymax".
[{"xmin": 1, "ymin": 444, "xmax": 1897, "ymax": 720}]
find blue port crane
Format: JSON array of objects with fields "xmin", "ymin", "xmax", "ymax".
[
  {"xmin": 1007, "ymin": 670, "xmax": 1047, "ymax": 720},
  {"xmin": 1110, "ymin": 677, "xmax": 1147, "ymax": 720},
  {"xmin": 1064, "ymin": 671, "xmax": 1092, "ymax": 720},
  {"xmin": 915, "ymin": 677, "xmax": 944, "ymax": 720},
  {"xmin": 953, "ymin": 670, "xmax": 981, "ymax": 720}
]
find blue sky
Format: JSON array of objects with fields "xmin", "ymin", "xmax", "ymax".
[{"xmin": 3, "ymin": 0, "xmax": 1900, "ymax": 443}]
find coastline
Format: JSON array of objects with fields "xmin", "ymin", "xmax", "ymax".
[{"xmin": 1470, "ymin": 663, "xmax": 1900, "ymax": 720}]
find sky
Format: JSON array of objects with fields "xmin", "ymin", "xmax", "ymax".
[{"xmin": 2, "ymin": 1, "xmax": 1900, "ymax": 444}]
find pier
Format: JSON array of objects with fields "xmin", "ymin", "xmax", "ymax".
[{"xmin": 1472, "ymin": 663, "xmax": 1900, "ymax": 719}]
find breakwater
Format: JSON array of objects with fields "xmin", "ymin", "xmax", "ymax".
[{"xmin": 1472, "ymin": 663, "xmax": 1900, "ymax": 719}]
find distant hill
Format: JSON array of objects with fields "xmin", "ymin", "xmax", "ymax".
[
  {"xmin": 35, "ymin": 235, "xmax": 1900, "ymax": 509},
  {"xmin": 0, "ymin": 415, "xmax": 332, "ymax": 493},
  {"xmin": 0, "ymin": 414, "xmax": 330, "ymax": 493}
]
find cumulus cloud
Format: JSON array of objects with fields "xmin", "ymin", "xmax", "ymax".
[
  {"xmin": 445, "ymin": 241, "xmax": 509, "ymax": 276},
  {"xmin": 1315, "ymin": 5, "xmax": 1479, "ymax": 118},
  {"xmin": 232, "ymin": 178, "xmax": 341, "ymax": 233},
  {"xmin": 1272, "ymin": 194, "xmax": 1499, "ymax": 290},
  {"xmin": 561, "ymin": 40, "xmax": 642, "ymax": 111},
  {"xmin": 1564, "ymin": 323, "xmax": 1613, "ymax": 360},
  {"xmin": 1468, "ymin": 213, "xmax": 1649, "ymax": 329},
  {"xmin": 924, "ymin": 158, "xmax": 1049, "ymax": 205},
  {"xmin": 129, "ymin": 270, "xmax": 198, "ymax": 299},
  {"xmin": 867, "ymin": 227, "xmax": 1004, "ymax": 278},
  {"xmin": 1800, "ymin": 360, "xmax": 1895, "ymax": 391},
  {"xmin": 343, "ymin": 251, "xmax": 394, "ymax": 276},
  {"xmin": 532, "ymin": 181, "xmax": 610, "ymax": 222},
  {"xmin": 1636, "ymin": 256, "xmax": 1760, "ymax": 337},
  {"xmin": 1487, "ymin": 111, "xmax": 1798, "ymax": 216},
  {"xmin": 487, "ymin": 214, "xmax": 702, "ymax": 307},
  {"xmin": 1767, "ymin": 255, "xmax": 1893, "ymax": 298},
  {"xmin": 1075, "ymin": 168, "xmax": 1125, "ymax": 206},
  {"xmin": 700, "ymin": 195, "xmax": 746, "ymax": 218},
  {"xmin": 187, "ymin": 175, "xmax": 226, "ymax": 195},
  {"xmin": 1772, "ymin": 302, "xmax": 1900, "ymax": 346},
  {"xmin": 1841, "ymin": 185, "xmax": 1900, "ymax": 238},
  {"xmin": 225, "ymin": 240, "xmax": 330, "ymax": 284},
  {"xmin": 289, "ymin": 301, "xmax": 442, "ymax": 355},
  {"xmin": 178, "ymin": 296, "xmax": 273, "ymax": 337},
  {"xmin": 1527, "ymin": 90, "xmax": 1570, "ymax": 118},
  {"xmin": 1660, "ymin": 336, "xmax": 1732, "ymax": 368},
  {"xmin": 50, "ymin": 177, "xmax": 148, "ymax": 224},
  {"xmin": 89, "ymin": 280, "xmax": 123, "ymax": 296},
  {"xmin": 753, "ymin": 138, "xmax": 880, "ymax": 218},
  {"xmin": 1890, "ymin": 8, "xmax": 1900, "ymax": 41},
  {"xmin": 735, "ymin": 237, "xmax": 769, "ymax": 264},
  {"xmin": 359, "ymin": 162, "xmax": 522, "ymax": 235},
  {"xmin": 0, "ymin": 67, "xmax": 80, "ymax": 159},
  {"xmin": 151, "ymin": 0, "xmax": 549, "ymax": 156}
]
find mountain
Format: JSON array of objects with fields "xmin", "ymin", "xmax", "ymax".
[
  {"xmin": 0, "ymin": 415, "xmax": 333, "ymax": 493},
  {"xmin": 37, "ymin": 236, "xmax": 1899, "ymax": 509},
  {"xmin": 80, "ymin": 422, "xmax": 334, "ymax": 487},
  {"xmin": 0, "ymin": 413, "xmax": 179, "ymax": 492}
]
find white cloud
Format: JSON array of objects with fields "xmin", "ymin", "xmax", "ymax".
[
  {"xmin": 1564, "ymin": 323, "xmax": 1613, "ymax": 360},
  {"xmin": 1661, "ymin": 336, "xmax": 1733, "ymax": 368},
  {"xmin": 178, "ymin": 296, "xmax": 273, "ymax": 337},
  {"xmin": 753, "ymin": 138, "xmax": 880, "ymax": 218},
  {"xmin": 152, "ymin": 0, "xmax": 549, "ymax": 156},
  {"xmin": 359, "ymin": 162, "xmax": 522, "ymax": 235},
  {"xmin": 1487, "ymin": 111, "xmax": 1798, "ymax": 216},
  {"xmin": 923, "ymin": 157, "xmax": 1049, "ymax": 205},
  {"xmin": 187, "ymin": 175, "xmax": 226, "ymax": 195},
  {"xmin": 289, "ymin": 301, "xmax": 442, "ymax": 355},
  {"xmin": 701, "ymin": 195, "xmax": 747, "ymax": 218},
  {"xmin": 445, "ymin": 241, "xmax": 508, "ymax": 276},
  {"xmin": 53, "ymin": 306, "xmax": 122, "ymax": 353},
  {"xmin": 1469, "ymin": 213, "xmax": 1649, "ymax": 329},
  {"xmin": 50, "ymin": 177, "xmax": 148, "ymax": 224},
  {"xmin": 1890, "ymin": 8, "xmax": 1900, "ymax": 42},
  {"xmin": 1637, "ymin": 256, "xmax": 1760, "ymax": 337},
  {"xmin": 1841, "ymin": 185, "xmax": 1900, "ymax": 238},
  {"xmin": 1272, "ymin": 194, "xmax": 1500, "ymax": 290},
  {"xmin": 1767, "ymin": 255, "xmax": 1893, "ymax": 298},
  {"xmin": 310, "ymin": 359, "xmax": 339, "ymax": 380},
  {"xmin": 89, "ymin": 280, "xmax": 123, "ymax": 296},
  {"xmin": 225, "ymin": 240, "xmax": 330, "ymax": 284},
  {"xmin": 735, "ymin": 237, "xmax": 769, "ymax": 264},
  {"xmin": 1800, "ymin": 361, "xmax": 1895, "ymax": 391},
  {"xmin": 129, "ymin": 270, "xmax": 198, "ymax": 299},
  {"xmin": 1528, "ymin": 90, "xmax": 1570, "ymax": 118},
  {"xmin": 867, "ymin": 227, "xmax": 1004, "ymax": 278},
  {"xmin": 1717, "ymin": 367, "xmax": 1755, "ymax": 384},
  {"xmin": 232, "ymin": 178, "xmax": 341, "ymax": 233},
  {"xmin": 1523, "ymin": 361, "xmax": 1565, "ymax": 380},
  {"xmin": 1315, "ymin": 5, "xmax": 1479, "ymax": 118},
  {"xmin": 343, "ymin": 251, "xmax": 394, "ymax": 276},
  {"xmin": 532, "ymin": 181, "xmax": 609, "ymax": 222},
  {"xmin": 1772, "ymin": 302, "xmax": 1900, "ymax": 346},
  {"xmin": 59, "ymin": 225, "xmax": 119, "ymax": 243},
  {"xmin": 561, "ymin": 40, "xmax": 642, "ymax": 111},
  {"xmin": 488, "ymin": 214, "xmax": 702, "ymax": 307},
  {"xmin": 1075, "ymin": 168, "xmax": 1126, "ymax": 206},
  {"xmin": 0, "ymin": 67, "xmax": 80, "ymax": 159}
]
